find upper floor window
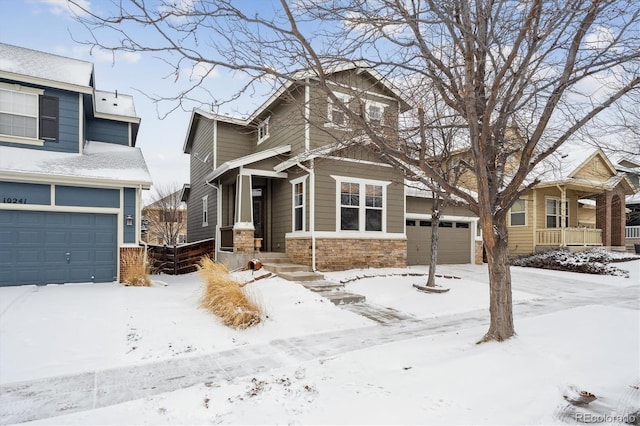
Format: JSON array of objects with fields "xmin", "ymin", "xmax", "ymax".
[
  {"xmin": 509, "ymin": 199, "xmax": 527, "ymax": 226},
  {"xmin": 0, "ymin": 83, "xmax": 57, "ymax": 143},
  {"xmin": 334, "ymin": 176, "xmax": 389, "ymax": 232},
  {"xmin": 546, "ymin": 198, "xmax": 569, "ymax": 228},
  {"xmin": 202, "ymin": 195, "xmax": 209, "ymax": 227},
  {"xmin": 327, "ymin": 93, "xmax": 351, "ymax": 128},
  {"xmin": 365, "ymin": 101, "xmax": 386, "ymax": 127},
  {"xmin": 257, "ymin": 116, "xmax": 270, "ymax": 144}
]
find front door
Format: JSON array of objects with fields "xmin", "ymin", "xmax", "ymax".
[{"xmin": 252, "ymin": 187, "xmax": 266, "ymax": 248}]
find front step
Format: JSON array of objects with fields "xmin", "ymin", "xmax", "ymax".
[
  {"xmin": 278, "ymin": 270, "xmax": 325, "ymax": 282},
  {"xmin": 262, "ymin": 263, "xmax": 311, "ymax": 274},
  {"xmin": 320, "ymin": 291, "xmax": 367, "ymax": 305},
  {"xmin": 301, "ymin": 280, "xmax": 345, "ymax": 293}
]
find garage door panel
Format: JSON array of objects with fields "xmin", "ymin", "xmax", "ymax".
[
  {"xmin": 71, "ymin": 231, "xmax": 91, "ymax": 244},
  {"xmin": 0, "ymin": 211, "xmax": 117, "ymax": 286},
  {"xmin": 44, "ymin": 230, "xmax": 67, "ymax": 244},
  {"xmin": 407, "ymin": 220, "xmax": 472, "ymax": 265}
]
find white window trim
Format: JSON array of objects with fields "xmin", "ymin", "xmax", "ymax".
[
  {"xmin": 545, "ymin": 197, "xmax": 569, "ymax": 229},
  {"xmin": 257, "ymin": 116, "xmax": 271, "ymax": 144},
  {"xmin": 290, "ymin": 175, "xmax": 308, "ymax": 232},
  {"xmin": 508, "ymin": 198, "xmax": 527, "ymax": 227},
  {"xmin": 331, "ymin": 175, "xmax": 390, "ymax": 233},
  {"xmin": 365, "ymin": 100, "xmax": 387, "ymax": 126},
  {"xmin": 325, "ymin": 93, "xmax": 351, "ymax": 129},
  {"xmin": 0, "ymin": 82, "xmax": 45, "ymax": 145},
  {"xmin": 202, "ymin": 195, "xmax": 209, "ymax": 227}
]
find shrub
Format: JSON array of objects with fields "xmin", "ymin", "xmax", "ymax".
[
  {"xmin": 197, "ymin": 257, "xmax": 262, "ymax": 329},
  {"xmin": 510, "ymin": 248, "xmax": 630, "ymax": 277},
  {"xmin": 121, "ymin": 249, "xmax": 151, "ymax": 287}
]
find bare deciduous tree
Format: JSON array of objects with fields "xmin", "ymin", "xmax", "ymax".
[
  {"xmin": 142, "ymin": 184, "xmax": 186, "ymax": 246},
  {"xmin": 71, "ymin": 0, "xmax": 640, "ymax": 342}
]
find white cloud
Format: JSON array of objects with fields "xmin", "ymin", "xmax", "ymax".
[
  {"xmin": 584, "ymin": 26, "xmax": 617, "ymax": 51},
  {"xmin": 179, "ymin": 61, "xmax": 219, "ymax": 82},
  {"xmin": 28, "ymin": 0, "xmax": 92, "ymax": 17}
]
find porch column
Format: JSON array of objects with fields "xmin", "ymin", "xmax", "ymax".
[
  {"xmin": 595, "ymin": 192, "xmax": 612, "ymax": 246},
  {"xmin": 233, "ymin": 172, "xmax": 255, "ymax": 254},
  {"xmin": 559, "ymin": 185, "xmax": 567, "ymax": 247}
]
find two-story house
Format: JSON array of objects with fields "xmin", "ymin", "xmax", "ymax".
[
  {"xmin": 0, "ymin": 43, "xmax": 152, "ymax": 286},
  {"xmin": 182, "ymin": 61, "xmax": 483, "ymax": 270}
]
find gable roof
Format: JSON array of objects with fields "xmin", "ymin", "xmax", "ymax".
[
  {"xmin": 94, "ymin": 90, "xmax": 138, "ymax": 119},
  {"xmin": 205, "ymin": 145, "xmax": 291, "ymax": 183},
  {"xmin": 530, "ymin": 145, "xmax": 635, "ymax": 193},
  {"xmin": 0, "ymin": 43, "xmax": 94, "ymax": 93},
  {"xmin": 183, "ymin": 61, "xmax": 413, "ymax": 154}
]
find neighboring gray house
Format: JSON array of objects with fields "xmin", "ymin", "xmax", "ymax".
[
  {"xmin": 0, "ymin": 43, "xmax": 152, "ymax": 286},
  {"xmin": 182, "ymin": 62, "xmax": 482, "ymax": 270}
]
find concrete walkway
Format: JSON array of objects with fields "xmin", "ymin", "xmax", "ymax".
[{"xmin": 1, "ymin": 275, "xmax": 638, "ymax": 424}]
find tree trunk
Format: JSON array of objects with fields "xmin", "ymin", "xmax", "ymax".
[
  {"xmin": 426, "ymin": 194, "xmax": 440, "ymax": 287},
  {"xmin": 479, "ymin": 218, "xmax": 515, "ymax": 342}
]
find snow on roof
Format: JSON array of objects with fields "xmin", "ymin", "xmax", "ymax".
[
  {"xmin": 95, "ymin": 90, "xmax": 137, "ymax": 118},
  {"xmin": 0, "ymin": 141, "xmax": 152, "ymax": 188},
  {"xmin": 0, "ymin": 43, "xmax": 93, "ymax": 89},
  {"xmin": 529, "ymin": 144, "xmax": 600, "ymax": 182}
]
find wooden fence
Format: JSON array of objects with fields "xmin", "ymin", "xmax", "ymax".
[{"xmin": 145, "ymin": 238, "xmax": 215, "ymax": 275}]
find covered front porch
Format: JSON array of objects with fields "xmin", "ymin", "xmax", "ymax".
[{"xmin": 532, "ymin": 175, "xmax": 634, "ymax": 251}]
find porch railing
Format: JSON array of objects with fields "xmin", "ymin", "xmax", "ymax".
[
  {"xmin": 627, "ymin": 226, "xmax": 640, "ymax": 239},
  {"xmin": 536, "ymin": 227, "xmax": 603, "ymax": 246},
  {"xmin": 220, "ymin": 226, "xmax": 234, "ymax": 251}
]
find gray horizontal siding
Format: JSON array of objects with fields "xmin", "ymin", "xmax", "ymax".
[{"xmin": 187, "ymin": 118, "xmax": 217, "ymax": 242}]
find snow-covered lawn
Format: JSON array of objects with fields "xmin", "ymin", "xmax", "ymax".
[{"xmin": 1, "ymin": 260, "xmax": 639, "ymax": 424}]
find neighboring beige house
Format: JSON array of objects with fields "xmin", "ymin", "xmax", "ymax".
[
  {"xmin": 142, "ymin": 191, "xmax": 187, "ymax": 245},
  {"xmin": 506, "ymin": 148, "xmax": 636, "ymax": 256}
]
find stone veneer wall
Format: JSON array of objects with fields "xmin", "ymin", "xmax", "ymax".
[
  {"xmin": 233, "ymin": 228, "xmax": 255, "ymax": 254},
  {"xmin": 119, "ymin": 246, "xmax": 144, "ymax": 283},
  {"xmin": 474, "ymin": 240, "xmax": 484, "ymax": 264},
  {"xmin": 287, "ymin": 237, "xmax": 406, "ymax": 271}
]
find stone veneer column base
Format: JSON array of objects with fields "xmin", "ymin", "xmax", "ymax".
[
  {"xmin": 474, "ymin": 240, "xmax": 484, "ymax": 264},
  {"xmin": 233, "ymin": 228, "xmax": 255, "ymax": 255},
  {"xmin": 287, "ymin": 237, "xmax": 406, "ymax": 271},
  {"xmin": 119, "ymin": 246, "xmax": 144, "ymax": 283}
]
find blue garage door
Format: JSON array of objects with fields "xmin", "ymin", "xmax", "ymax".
[{"xmin": 0, "ymin": 211, "xmax": 117, "ymax": 286}]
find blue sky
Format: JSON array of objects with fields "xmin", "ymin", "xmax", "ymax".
[{"xmin": 0, "ymin": 0, "xmax": 262, "ymax": 200}]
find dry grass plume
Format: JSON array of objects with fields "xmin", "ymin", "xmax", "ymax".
[
  {"xmin": 198, "ymin": 257, "xmax": 262, "ymax": 329},
  {"xmin": 121, "ymin": 249, "xmax": 151, "ymax": 287}
]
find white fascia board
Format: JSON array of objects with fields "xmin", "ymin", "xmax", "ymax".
[
  {"xmin": 184, "ymin": 109, "xmax": 250, "ymax": 153},
  {"xmin": 93, "ymin": 111, "xmax": 140, "ymax": 124},
  {"xmin": 0, "ymin": 71, "xmax": 94, "ymax": 95},
  {"xmin": 205, "ymin": 145, "xmax": 291, "ymax": 182},
  {"xmin": 0, "ymin": 171, "xmax": 152, "ymax": 190},
  {"xmin": 274, "ymin": 144, "xmax": 341, "ymax": 172}
]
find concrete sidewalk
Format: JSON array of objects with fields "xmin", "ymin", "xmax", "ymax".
[{"xmin": 1, "ymin": 281, "xmax": 638, "ymax": 424}]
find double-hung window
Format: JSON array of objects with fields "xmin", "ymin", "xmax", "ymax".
[
  {"xmin": 257, "ymin": 116, "xmax": 270, "ymax": 144},
  {"xmin": 546, "ymin": 198, "xmax": 569, "ymax": 228},
  {"xmin": 509, "ymin": 198, "xmax": 527, "ymax": 226},
  {"xmin": 335, "ymin": 176, "xmax": 388, "ymax": 232},
  {"xmin": 365, "ymin": 101, "xmax": 385, "ymax": 127},
  {"xmin": 327, "ymin": 93, "xmax": 350, "ymax": 128},
  {"xmin": 0, "ymin": 83, "xmax": 57, "ymax": 143},
  {"xmin": 291, "ymin": 176, "xmax": 307, "ymax": 232}
]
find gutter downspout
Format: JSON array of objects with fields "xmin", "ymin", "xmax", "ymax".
[
  {"xmin": 296, "ymin": 161, "xmax": 316, "ymax": 272},
  {"xmin": 206, "ymin": 180, "xmax": 221, "ymax": 261}
]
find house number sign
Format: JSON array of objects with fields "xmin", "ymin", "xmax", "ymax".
[{"xmin": 2, "ymin": 197, "xmax": 28, "ymax": 204}]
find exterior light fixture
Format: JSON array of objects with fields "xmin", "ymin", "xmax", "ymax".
[{"xmin": 126, "ymin": 214, "xmax": 134, "ymax": 226}]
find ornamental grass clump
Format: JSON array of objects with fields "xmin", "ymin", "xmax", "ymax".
[
  {"xmin": 121, "ymin": 249, "xmax": 151, "ymax": 287},
  {"xmin": 198, "ymin": 256, "xmax": 262, "ymax": 329}
]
